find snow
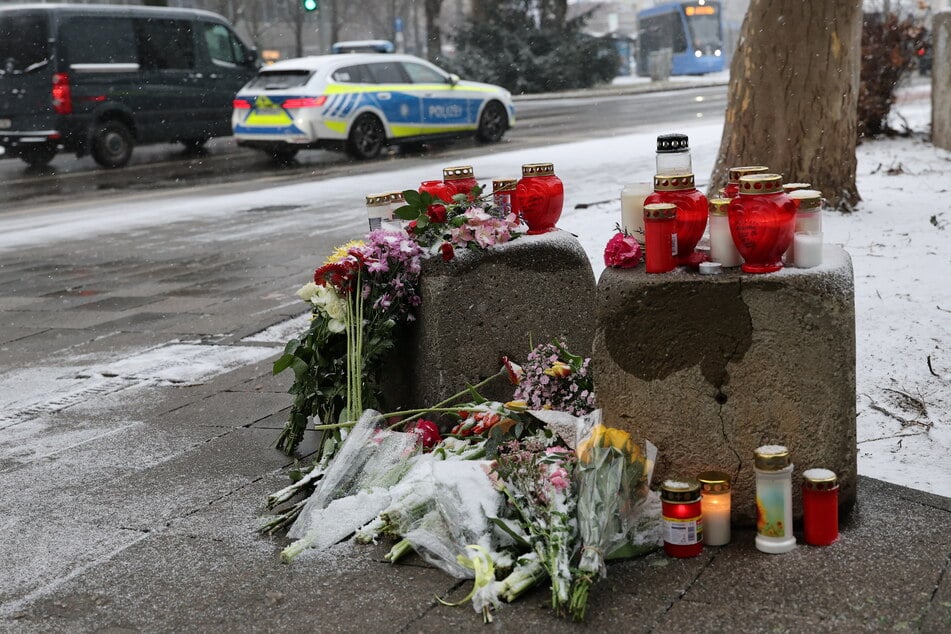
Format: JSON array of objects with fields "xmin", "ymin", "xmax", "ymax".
[{"xmin": 0, "ymin": 80, "xmax": 946, "ymax": 499}]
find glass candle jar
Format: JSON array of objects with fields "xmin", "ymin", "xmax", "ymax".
[
  {"xmin": 802, "ymin": 468, "xmax": 839, "ymax": 546},
  {"xmin": 728, "ymin": 174, "xmax": 796, "ymax": 274},
  {"xmin": 661, "ymin": 479, "xmax": 703, "ymax": 558},
  {"xmin": 442, "ymin": 165, "xmax": 478, "ymax": 198},
  {"xmin": 708, "ymin": 197, "xmax": 743, "ymax": 267},
  {"xmin": 620, "ymin": 182, "xmax": 652, "ymax": 245},
  {"xmin": 365, "ymin": 192, "xmax": 391, "ymax": 230},
  {"xmin": 516, "ymin": 162, "xmax": 564, "ymax": 234},
  {"xmin": 644, "ymin": 174, "xmax": 708, "ymax": 266},
  {"xmin": 723, "ymin": 165, "xmax": 769, "ymax": 199},
  {"xmin": 419, "ymin": 179, "xmax": 452, "ymax": 203},
  {"xmin": 492, "ymin": 178, "xmax": 518, "ymax": 219},
  {"xmin": 697, "ymin": 471, "xmax": 731, "ymax": 546},
  {"xmin": 655, "ymin": 133, "xmax": 692, "ymax": 175},
  {"xmin": 754, "ymin": 445, "xmax": 796, "ymax": 554},
  {"xmin": 782, "ymin": 182, "xmax": 812, "ymax": 194},
  {"xmin": 785, "ymin": 189, "xmax": 823, "ymax": 266},
  {"xmin": 643, "ymin": 202, "xmax": 678, "ymax": 273}
]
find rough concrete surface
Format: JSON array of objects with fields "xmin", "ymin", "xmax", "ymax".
[
  {"xmin": 594, "ymin": 246, "xmax": 856, "ymax": 526},
  {"xmin": 385, "ymin": 230, "xmax": 597, "ymax": 409}
]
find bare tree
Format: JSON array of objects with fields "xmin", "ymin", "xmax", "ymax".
[
  {"xmin": 424, "ymin": 0, "xmax": 443, "ymax": 62},
  {"xmin": 711, "ymin": 0, "xmax": 863, "ymax": 209}
]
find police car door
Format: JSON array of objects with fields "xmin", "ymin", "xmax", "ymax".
[
  {"xmin": 363, "ymin": 60, "xmax": 421, "ymax": 139},
  {"xmin": 403, "ymin": 61, "xmax": 477, "ymax": 135}
]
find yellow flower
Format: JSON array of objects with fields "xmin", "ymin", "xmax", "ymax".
[
  {"xmin": 577, "ymin": 425, "xmax": 640, "ymax": 464},
  {"xmin": 576, "ymin": 424, "xmax": 606, "ymax": 463},
  {"xmin": 504, "ymin": 399, "xmax": 528, "ymax": 412},
  {"xmin": 543, "ymin": 361, "xmax": 572, "ymax": 378},
  {"xmin": 323, "ymin": 240, "xmax": 365, "ymax": 265}
]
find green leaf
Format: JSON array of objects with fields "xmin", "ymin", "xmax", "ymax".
[
  {"xmin": 403, "ymin": 189, "xmax": 422, "ymax": 206},
  {"xmin": 290, "ymin": 357, "xmax": 310, "ymax": 379},
  {"xmin": 415, "ymin": 214, "xmax": 429, "ymax": 229},
  {"xmin": 450, "ymin": 215, "xmax": 467, "ymax": 227},
  {"xmin": 490, "ymin": 517, "xmax": 532, "ymax": 549},
  {"xmin": 451, "ymin": 192, "xmax": 468, "ymax": 204},
  {"xmin": 465, "ymin": 383, "xmax": 487, "ymax": 403},
  {"xmin": 283, "ymin": 338, "xmax": 301, "ymax": 355},
  {"xmin": 394, "ymin": 205, "xmax": 419, "ymax": 220},
  {"xmin": 272, "ymin": 353, "xmax": 295, "ymax": 375}
]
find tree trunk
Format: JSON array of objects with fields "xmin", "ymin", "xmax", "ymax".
[
  {"xmin": 424, "ymin": 0, "xmax": 443, "ymax": 63},
  {"xmin": 711, "ymin": 0, "xmax": 863, "ymax": 209}
]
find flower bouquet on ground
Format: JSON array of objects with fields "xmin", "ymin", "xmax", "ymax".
[
  {"xmin": 513, "ymin": 337, "xmax": 596, "ymax": 417},
  {"xmin": 569, "ymin": 413, "xmax": 658, "ymax": 621}
]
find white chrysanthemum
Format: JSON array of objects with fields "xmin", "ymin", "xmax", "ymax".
[{"xmin": 296, "ymin": 282, "xmax": 320, "ymax": 302}]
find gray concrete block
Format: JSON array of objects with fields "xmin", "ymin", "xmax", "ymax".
[
  {"xmin": 384, "ymin": 231, "xmax": 597, "ymax": 410},
  {"xmin": 934, "ymin": 11, "xmax": 951, "ymax": 151},
  {"xmin": 594, "ymin": 246, "xmax": 856, "ymax": 526}
]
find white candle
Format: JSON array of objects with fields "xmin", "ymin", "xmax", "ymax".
[
  {"xmin": 701, "ymin": 493, "xmax": 732, "ymax": 546},
  {"xmin": 794, "ymin": 232, "xmax": 823, "ymax": 268},
  {"xmin": 620, "ymin": 182, "xmax": 652, "ymax": 245},
  {"xmin": 708, "ymin": 206, "xmax": 743, "ymax": 267}
]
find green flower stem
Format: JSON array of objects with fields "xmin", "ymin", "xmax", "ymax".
[{"xmin": 384, "ymin": 538, "xmax": 414, "ymax": 563}]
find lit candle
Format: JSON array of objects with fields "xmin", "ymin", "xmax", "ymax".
[
  {"xmin": 697, "ymin": 471, "xmax": 731, "ymax": 546},
  {"xmin": 620, "ymin": 182, "xmax": 652, "ymax": 245}
]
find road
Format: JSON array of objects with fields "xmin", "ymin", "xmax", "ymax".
[{"xmin": 0, "ymin": 85, "xmax": 727, "ymax": 215}]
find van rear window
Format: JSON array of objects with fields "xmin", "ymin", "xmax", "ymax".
[
  {"xmin": 0, "ymin": 13, "xmax": 50, "ymax": 73},
  {"xmin": 246, "ymin": 70, "xmax": 312, "ymax": 90}
]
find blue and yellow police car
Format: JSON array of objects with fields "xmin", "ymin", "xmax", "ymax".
[{"xmin": 232, "ymin": 53, "xmax": 515, "ymax": 162}]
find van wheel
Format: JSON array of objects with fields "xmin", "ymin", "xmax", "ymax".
[
  {"xmin": 19, "ymin": 145, "xmax": 57, "ymax": 167},
  {"xmin": 91, "ymin": 121, "xmax": 134, "ymax": 168},
  {"xmin": 476, "ymin": 101, "xmax": 507, "ymax": 143},
  {"xmin": 346, "ymin": 114, "xmax": 385, "ymax": 160}
]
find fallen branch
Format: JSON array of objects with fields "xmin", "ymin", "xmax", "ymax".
[{"xmin": 927, "ymin": 355, "xmax": 941, "ymax": 378}]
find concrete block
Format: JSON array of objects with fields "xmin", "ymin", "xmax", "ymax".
[
  {"xmin": 593, "ymin": 245, "xmax": 856, "ymax": 526},
  {"xmin": 385, "ymin": 230, "xmax": 597, "ymax": 409},
  {"xmin": 934, "ymin": 12, "xmax": 951, "ymax": 151}
]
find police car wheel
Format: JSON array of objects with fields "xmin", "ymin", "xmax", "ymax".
[
  {"xmin": 476, "ymin": 101, "xmax": 507, "ymax": 144},
  {"xmin": 91, "ymin": 121, "xmax": 134, "ymax": 169},
  {"xmin": 347, "ymin": 114, "xmax": 385, "ymax": 160}
]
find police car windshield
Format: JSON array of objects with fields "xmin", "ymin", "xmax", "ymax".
[{"xmin": 247, "ymin": 69, "xmax": 312, "ymax": 90}]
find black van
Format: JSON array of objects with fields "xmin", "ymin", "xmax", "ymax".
[{"xmin": 0, "ymin": 4, "xmax": 258, "ymax": 168}]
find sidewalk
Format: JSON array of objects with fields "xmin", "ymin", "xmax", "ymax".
[{"xmin": 0, "ymin": 74, "xmax": 948, "ymax": 632}]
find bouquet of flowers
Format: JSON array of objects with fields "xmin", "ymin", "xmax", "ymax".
[
  {"xmin": 513, "ymin": 337, "xmax": 596, "ymax": 416},
  {"xmin": 569, "ymin": 415, "xmax": 657, "ymax": 621},
  {"xmin": 394, "ymin": 186, "xmax": 522, "ymax": 261},
  {"xmin": 492, "ymin": 435, "xmax": 578, "ymax": 616}
]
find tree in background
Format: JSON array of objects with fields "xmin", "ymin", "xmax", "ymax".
[
  {"xmin": 711, "ymin": 0, "xmax": 863, "ymax": 210},
  {"xmin": 450, "ymin": 0, "xmax": 618, "ymax": 94},
  {"xmin": 424, "ymin": 0, "xmax": 443, "ymax": 63}
]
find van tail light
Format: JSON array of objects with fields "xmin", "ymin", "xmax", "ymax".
[
  {"xmin": 281, "ymin": 96, "xmax": 327, "ymax": 109},
  {"xmin": 232, "ymin": 98, "xmax": 253, "ymax": 109},
  {"xmin": 51, "ymin": 73, "xmax": 72, "ymax": 115}
]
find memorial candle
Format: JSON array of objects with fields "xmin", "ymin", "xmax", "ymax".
[
  {"xmin": 620, "ymin": 182, "xmax": 652, "ymax": 245},
  {"xmin": 697, "ymin": 471, "xmax": 731, "ymax": 546}
]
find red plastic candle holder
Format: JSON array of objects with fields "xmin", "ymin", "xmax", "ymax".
[
  {"xmin": 728, "ymin": 174, "xmax": 796, "ymax": 274},
  {"xmin": 516, "ymin": 162, "xmax": 563, "ymax": 234},
  {"xmin": 419, "ymin": 179, "xmax": 452, "ymax": 203},
  {"xmin": 723, "ymin": 165, "xmax": 770, "ymax": 199},
  {"xmin": 442, "ymin": 165, "xmax": 478, "ymax": 199},
  {"xmin": 644, "ymin": 174, "xmax": 707, "ymax": 265},
  {"xmin": 661, "ymin": 479, "xmax": 703, "ymax": 558},
  {"xmin": 802, "ymin": 469, "xmax": 839, "ymax": 546}
]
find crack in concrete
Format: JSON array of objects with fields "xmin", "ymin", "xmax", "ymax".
[
  {"xmin": 920, "ymin": 550, "xmax": 951, "ymax": 627},
  {"xmin": 398, "ymin": 578, "xmax": 468, "ymax": 633},
  {"xmin": 649, "ymin": 549, "xmax": 720, "ymax": 631}
]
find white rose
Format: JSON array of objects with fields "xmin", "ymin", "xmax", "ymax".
[{"xmin": 296, "ymin": 282, "xmax": 320, "ymax": 302}]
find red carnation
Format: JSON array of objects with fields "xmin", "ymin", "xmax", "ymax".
[
  {"xmin": 408, "ymin": 419, "xmax": 442, "ymax": 449},
  {"xmin": 426, "ymin": 204, "xmax": 447, "ymax": 224},
  {"xmin": 603, "ymin": 232, "xmax": 643, "ymax": 269},
  {"xmin": 440, "ymin": 242, "xmax": 455, "ymax": 262}
]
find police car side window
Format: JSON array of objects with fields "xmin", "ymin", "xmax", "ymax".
[
  {"xmin": 366, "ymin": 62, "xmax": 407, "ymax": 84},
  {"xmin": 332, "ymin": 65, "xmax": 371, "ymax": 83},
  {"xmin": 402, "ymin": 62, "xmax": 445, "ymax": 84}
]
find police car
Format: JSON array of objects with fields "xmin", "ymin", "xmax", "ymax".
[{"xmin": 232, "ymin": 54, "xmax": 515, "ymax": 162}]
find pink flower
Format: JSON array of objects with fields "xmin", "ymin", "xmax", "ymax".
[{"xmin": 603, "ymin": 232, "xmax": 643, "ymax": 268}]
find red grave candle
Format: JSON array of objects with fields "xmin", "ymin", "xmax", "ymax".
[
  {"xmin": 516, "ymin": 162, "xmax": 564, "ymax": 234},
  {"xmin": 419, "ymin": 179, "xmax": 452, "ymax": 203},
  {"xmin": 723, "ymin": 165, "xmax": 769, "ymax": 199},
  {"xmin": 442, "ymin": 165, "xmax": 478, "ymax": 198},
  {"xmin": 661, "ymin": 479, "xmax": 703, "ymax": 558},
  {"xmin": 802, "ymin": 468, "xmax": 839, "ymax": 546},
  {"xmin": 643, "ymin": 202, "xmax": 678, "ymax": 273},
  {"xmin": 644, "ymin": 173, "xmax": 708, "ymax": 266},
  {"xmin": 728, "ymin": 173, "xmax": 796, "ymax": 274}
]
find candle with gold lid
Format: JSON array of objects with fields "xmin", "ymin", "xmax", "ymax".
[
  {"xmin": 365, "ymin": 193, "xmax": 391, "ymax": 230},
  {"xmin": 644, "ymin": 173, "xmax": 708, "ymax": 266},
  {"xmin": 442, "ymin": 165, "xmax": 478, "ymax": 198},
  {"xmin": 802, "ymin": 468, "xmax": 839, "ymax": 546},
  {"xmin": 782, "ymin": 182, "xmax": 812, "ymax": 193},
  {"xmin": 754, "ymin": 445, "xmax": 796, "ymax": 554},
  {"xmin": 708, "ymin": 197, "xmax": 743, "ymax": 267},
  {"xmin": 697, "ymin": 471, "xmax": 732, "ymax": 546},
  {"xmin": 724, "ymin": 165, "xmax": 769, "ymax": 198}
]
